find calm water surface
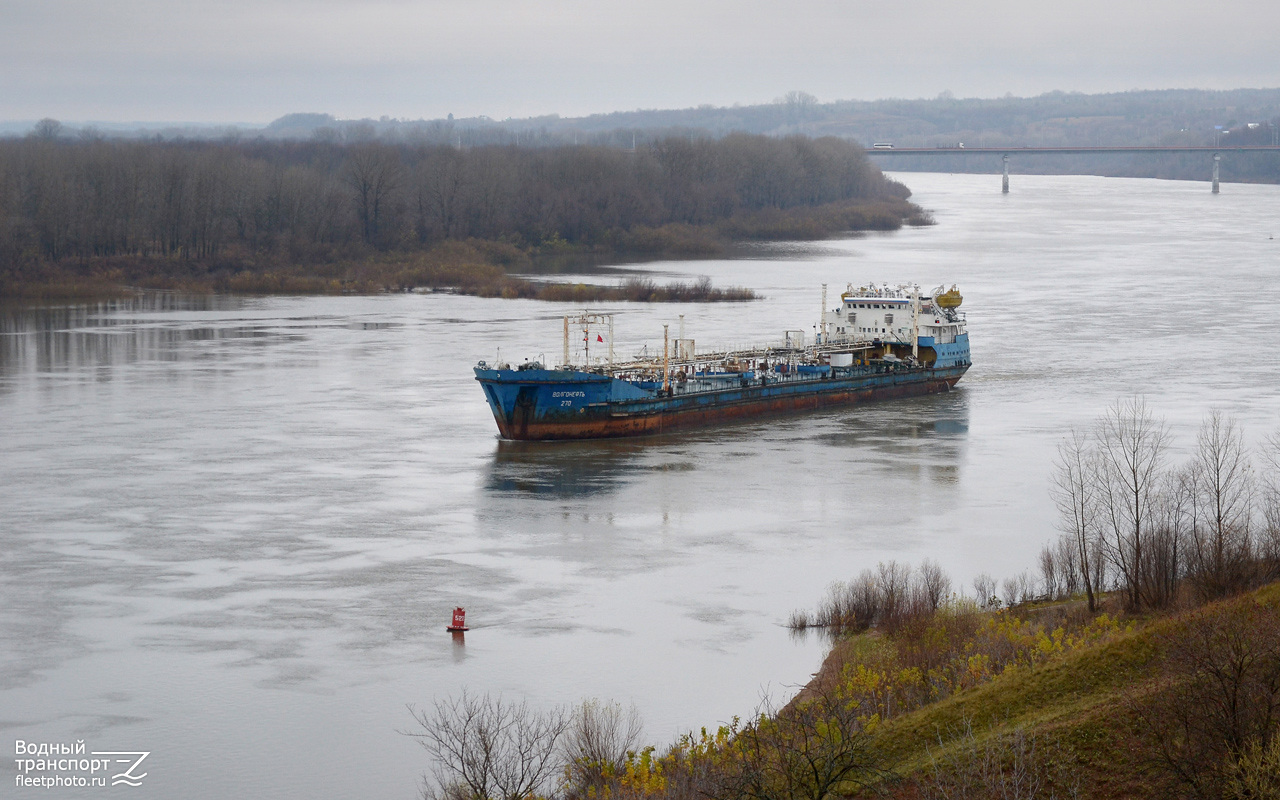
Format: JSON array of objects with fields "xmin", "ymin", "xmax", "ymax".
[{"xmin": 2, "ymin": 173, "xmax": 1279, "ymax": 798}]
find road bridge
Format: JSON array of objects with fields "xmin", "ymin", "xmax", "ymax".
[{"xmin": 865, "ymin": 145, "xmax": 1280, "ymax": 194}]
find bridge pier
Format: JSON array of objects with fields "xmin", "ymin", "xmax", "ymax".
[
  {"xmin": 1212, "ymin": 153, "xmax": 1220, "ymax": 194},
  {"xmin": 1002, "ymin": 154, "xmax": 1009, "ymax": 194}
]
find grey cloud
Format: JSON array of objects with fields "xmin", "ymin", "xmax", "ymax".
[{"xmin": 1, "ymin": 0, "xmax": 1277, "ymax": 122}]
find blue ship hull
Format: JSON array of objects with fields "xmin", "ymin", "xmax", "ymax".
[{"xmin": 475, "ymin": 335, "xmax": 970, "ymax": 440}]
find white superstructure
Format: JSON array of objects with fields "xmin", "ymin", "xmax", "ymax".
[{"xmin": 818, "ymin": 283, "xmax": 967, "ymax": 352}]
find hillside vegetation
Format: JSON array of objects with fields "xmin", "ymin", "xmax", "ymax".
[
  {"xmin": 811, "ymin": 581, "xmax": 1280, "ymax": 800},
  {"xmin": 404, "ymin": 582, "xmax": 1280, "ymax": 800},
  {"xmin": 406, "ymin": 404, "xmax": 1280, "ymax": 800}
]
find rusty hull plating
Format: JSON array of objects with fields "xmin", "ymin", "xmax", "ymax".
[{"xmin": 475, "ymin": 362, "xmax": 969, "ymax": 441}]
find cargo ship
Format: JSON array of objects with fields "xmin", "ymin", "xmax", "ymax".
[{"xmin": 474, "ymin": 283, "xmax": 970, "ymax": 440}]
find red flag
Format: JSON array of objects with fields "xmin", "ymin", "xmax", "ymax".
[{"xmin": 596, "ymin": 334, "xmax": 604, "ymax": 342}]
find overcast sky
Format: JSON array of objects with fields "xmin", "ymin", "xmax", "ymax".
[{"xmin": 3, "ymin": 0, "xmax": 1278, "ymax": 124}]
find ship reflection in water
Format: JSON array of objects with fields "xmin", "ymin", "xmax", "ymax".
[
  {"xmin": 482, "ymin": 390, "xmax": 970, "ymax": 501},
  {"xmin": 816, "ymin": 392, "xmax": 970, "ymax": 486},
  {"xmin": 484, "ymin": 439, "xmax": 652, "ymax": 498}
]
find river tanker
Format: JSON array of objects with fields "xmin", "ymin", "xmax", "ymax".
[{"xmin": 474, "ymin": 283, "xmax": 970, "ymax": 440}]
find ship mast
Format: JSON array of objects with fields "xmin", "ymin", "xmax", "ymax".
[
  {"xmin": 562, "ymin": 311, "xmax": 616, "ymax": 369},
  {"xmin": 662, "ymin": 325, "xmax": 670, "ymax": 392},
  {"xmin": 819, "ymin": 283, "xmax": 827, "ymax": 344},
  {"xmin": 911, "ymin": 286, "xmax": 920, "ymax": 359}
]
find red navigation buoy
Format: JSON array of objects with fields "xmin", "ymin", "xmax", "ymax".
[{"xmin": 446, "ymin": 607, "xmax": 469, "ymax": 632}]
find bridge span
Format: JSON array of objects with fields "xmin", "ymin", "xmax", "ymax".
[{"xmin": 865, "ymin": 145, "xmax": 1280, "ymax": 193}]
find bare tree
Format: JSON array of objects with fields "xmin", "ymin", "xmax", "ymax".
[
  {"xmin": 811, "ymin": 578, "xmax": 857, "ymax": 633},
  {"xmin": 345, "ymin": 144, "xmax": 403, "ymax": 246},
  {"xmin": 1143, "ymin": 469, "xmax": 1190, "ymax": 609},
  {"xmin": 1259, "ymin": 431, "xmax": 1280, "ymax": 580},
  {"xmin": 918, "ymin": 558, "xmax": 952, "ymax": 611},
  {"xmin": 846, "ymin": 569, "xmax": 881, "ymax": 631},
  {"xmin": 1001, "ymin": 571, "xmax": 1036, "ymax": 607},
  {"xmin": 877, "ymin": 560, "xmax": 912, "ymax": 629},
  {"xmin": 1001, "ymin": 576, "xmax": 1021, "ymax": 608},
  {"xmin": 1054, "ymin": 535, "xmax": 1080, "ymax": 598},
  {"xmin": 1039, "ymin": 545, "xmax": 1060, "ymax": 600},
  {"xmin": 1094, "ymin": 398, "xmax": 1171, "ymax": 609},
  {"xmin": 405, "ymin": 691, "xmax": 570, "ymax": 800},
  {"xmin": 1186, "ymin": 410, "xmax": 1254, "ymax": 599},
  {"xmin": 561, "ymin": 699, "xmax": 644, "ymax": 800},
  {"xmin": 415, "ymin": 147, "xmax": 468, "ymax": 241},
  {"xmin": 973, "ymin": 573, "xmax": 998, "ymax": 608},
  {"xmin": 1050, "ymin": 428, "xmax": 1101, "ymax": 612},
  {"xmin": 1134, "ymin": 600, "xmax": 1280, "ymax": 799}
]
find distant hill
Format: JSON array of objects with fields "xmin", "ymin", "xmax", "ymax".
[
  {"xmin": 253, "ymin": 87, "xmax": 1280, "ymax": 146},
  {"xmin": 8, "ymin": 87, "xmax": 1280, "ymax": 181},
  {"xmin": 250, "ymin": 87, "xmax": 1280, "ymax": 182},
  {"xmin": 261, "ymin": 112, "xmax": 336, "ymax": 138}
]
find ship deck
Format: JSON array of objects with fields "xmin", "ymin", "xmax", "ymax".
[{"xmin": 627, "ymin": 360, "xmax": 909, "ymax": 398}]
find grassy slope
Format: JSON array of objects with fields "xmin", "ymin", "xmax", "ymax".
[{"xmin": 838, "ymin": 582, "xmax": 1280, "ymax": 799}]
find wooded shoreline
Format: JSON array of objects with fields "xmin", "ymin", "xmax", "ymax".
[
  {"xmin": 0, "ymin": 198, "xmax": 927, "ymax": 301},
  {"xmin": 0, "ymin": 134, "xmax": 928, "ymax": 301}
]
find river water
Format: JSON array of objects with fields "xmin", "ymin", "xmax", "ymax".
[{"xmin": 2, "ymin": 173, "xmax": 1279, "ymax": 798}]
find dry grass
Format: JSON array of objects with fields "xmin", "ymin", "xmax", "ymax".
[{"xmin": 2, "ymin": 243, "xmax": 759, "ymax": 303}]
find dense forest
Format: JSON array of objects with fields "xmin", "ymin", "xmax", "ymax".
[{"xmin": 0, "ymin": 133, "xmax": 920, "ymax": 297}]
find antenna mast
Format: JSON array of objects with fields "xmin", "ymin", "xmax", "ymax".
[
  {"xmin": 662, "ymin": 325, "xmax": 670, "ymax": 392},
  {"xmin": 819, "ymin": 283, "xmax": 828, "ymax": 343}
]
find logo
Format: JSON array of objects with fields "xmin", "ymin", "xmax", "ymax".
[
  {"xmin": 90, "ymin": 751, "xmax": 150, "ymax": 787},
  {"xmin": 14, "ymin": 740, "xmax": 151, "ymax": 789}
]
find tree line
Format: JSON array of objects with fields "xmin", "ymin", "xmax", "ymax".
[
  {"xmin": 1046, "ymin": 400, "xmax": 1280, "ymax": 612},
  {"xmin": 788, "ymin": 401, "xmax": 1280, "ymax": 621},
  {"xmin": 0, "ymin": 133, "xmax": 906, "ymax": 277}
]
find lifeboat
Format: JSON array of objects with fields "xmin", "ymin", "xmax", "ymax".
[{"xmin": 935, "ymin": 285, "xmax": 963, "ymax": 309}]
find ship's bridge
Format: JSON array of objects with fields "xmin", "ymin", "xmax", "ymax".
[{"xmin": 822, "ymin": 282, "xmax": 966, "ymax": 348}]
